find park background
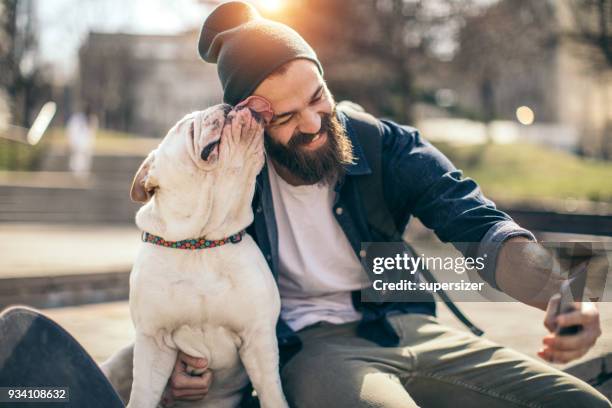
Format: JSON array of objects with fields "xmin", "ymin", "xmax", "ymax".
[{"xmin": 1, "ymin": 0, "xmax": 611, "ymax": 400}]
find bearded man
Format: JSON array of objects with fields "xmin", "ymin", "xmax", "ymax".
[
  {"xmin": 39, "ymin": 1, "xmax": 599, "ymax": 407},
  {"xmin": 101, "ymin": 2, "xmax": 612, "ymax": 406}
]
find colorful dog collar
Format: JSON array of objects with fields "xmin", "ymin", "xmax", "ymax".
[{"xmin": 142, "ymin": 230, "xmax": 246, "ymax": 250}]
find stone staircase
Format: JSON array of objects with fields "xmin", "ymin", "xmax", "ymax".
[{"xmin": 0, "ymin": 153, "xmax": 144, "ymax": 224}]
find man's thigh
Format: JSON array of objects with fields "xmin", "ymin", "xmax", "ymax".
[
  {"xmin": 280, "ymin": 331, "xmax": 419, "ymax": 408},
  {"xmin": 390, "ymin": 313, "xmax": 611, "ymax": 408}
]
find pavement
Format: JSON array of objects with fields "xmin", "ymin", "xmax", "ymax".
[{"xmin": 0, "ymin": 223, "xmax": 139, "ymax": 278}]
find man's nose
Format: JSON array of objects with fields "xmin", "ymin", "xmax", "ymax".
[{"xmin": 298, "ymin": 109, "xmax": 321, "ymax": 135}]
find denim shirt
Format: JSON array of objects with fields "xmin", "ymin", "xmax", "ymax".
[{"xmin": 246, "ymin": 111, "xmax": 535, "ymax": 349}]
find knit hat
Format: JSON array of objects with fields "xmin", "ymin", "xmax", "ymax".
[{"xmin": 198, "ymin": 1, "xmax": 323, "ymax": 106}]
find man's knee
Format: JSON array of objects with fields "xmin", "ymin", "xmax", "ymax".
[
  {"xmin": 555, "ymin": 386, "xmax": 611, "ymax": 408},
  {"xmin": 100, "ymin": 343, "xmax": 134, "ymax": 405}
]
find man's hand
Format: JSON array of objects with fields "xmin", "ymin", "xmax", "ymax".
[
  {"xmin": 161, "ymin": 352, "xmax": 212, "ymax": 407},
  {"xmin": 539, "ymin": 295, "xmax": 602, "ymax": 364}
]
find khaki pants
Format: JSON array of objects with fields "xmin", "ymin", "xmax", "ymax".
[
  {"xmin": 103, "ymin": 313, "xmax": 610, "ymax": 407},
  {"xmin": 280, "ymin": 314, "xmax": 610, "ymax": 408}
]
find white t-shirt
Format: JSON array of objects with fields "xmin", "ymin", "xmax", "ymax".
[{"xmin": 267, "ymin": 159, "xmax": 364, "ymax": 331}]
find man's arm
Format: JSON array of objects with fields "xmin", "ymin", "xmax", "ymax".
[
  {"xmin": 380, "ymin": 120, "xmax": 535, "ymax": 285},
  {"xmin": 380, "ymin": 121, "xmax": 602, "ymax": 363},
  {"xmin": 495, "ymin": 236, "xmax": 563, "ymax": 310}
]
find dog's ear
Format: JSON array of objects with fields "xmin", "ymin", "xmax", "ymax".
[{"xmin": 130, "ymin": 151, "xmax": 158, "ymax": 203}]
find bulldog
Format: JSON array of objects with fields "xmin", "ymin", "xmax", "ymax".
[{"xmin": 127, "ymin": 104, "xmax": 288, "ymax": 408}]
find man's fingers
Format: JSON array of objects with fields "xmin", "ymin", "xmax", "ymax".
[
  {"xmin": 178, "ymin": 352, "xmax": 208, "ymax": 371},
  {"xmin": 171, "ymin": 387, "xmax": 209, "ymax": 399},
  {"xmin": 171, "ymin": 393, "xmax": 208, "ymax": 401},
  {"xmin": 543, "ymin": 332, "xmax": 597, "ymax": 351},
  {"xmin": 170, "ymin": 370, "xmax": 211, "ymax": 390},
  {"xmin": 202, "ymin": 370, "xmax": 213, "ymax": 387},
  {"xmin": 538, "ymin": 345, "xmax": 588, "ymax": 364},
  {"xmin": 543, "ymin": 294, "xmax": 560, "ymax": 332},
  {"xmin": 556, "ymin": 309, "xmax": 597, "ymax": 328},
  {"xmin": 170, "ymin": 371, "xmax": 211, "ymax": 399}
]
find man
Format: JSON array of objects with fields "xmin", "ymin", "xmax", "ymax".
[
  {"xmin": 67, "ymin": 104, "xmax": 97, "ymax": 180},
  {"xmin": 103, "ymin": 2, "xmax": 609, "ymax": 406}
]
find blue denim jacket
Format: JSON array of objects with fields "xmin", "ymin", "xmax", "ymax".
[{"xmin": 246, "ymin": 110, "xmax": 535, "ymax": 350}]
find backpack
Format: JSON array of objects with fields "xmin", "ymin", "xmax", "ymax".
[{"xmin": 337, "ymin": 101, "xmax": 484, "ymax": 337}]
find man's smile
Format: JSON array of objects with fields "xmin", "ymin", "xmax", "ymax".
[{"xmin": 297, "ymin": 131, "xmax": 328, "ymax": 151}]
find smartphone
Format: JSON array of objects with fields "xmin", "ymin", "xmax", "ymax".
[{"xmin": 555, "ymin": 262, "xmax": 587, "ymax": 336}]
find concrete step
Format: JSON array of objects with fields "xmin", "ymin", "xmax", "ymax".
[
  {"xmin": 41, "ymin": 153, "xmax": 145, "ymax": 175},
  {"xmin": 0, "ymin": 182, "xmax": 139, "ymax": 223},
  {"xmin": 0, "ymin": 272, "xmax": 129, "ymax": 310},
  {"xmin": 0, "ymin": 165, "xmax": 138, "ymax": 219}
]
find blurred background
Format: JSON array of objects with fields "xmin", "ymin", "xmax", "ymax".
[{"xmin": 0, "ymin": 0, "xmax": 611, "ymax": 398}]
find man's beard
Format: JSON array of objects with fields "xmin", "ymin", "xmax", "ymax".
[{"xmin": 264, "ymin": 108, "xmax": 354, "ymax": 185}]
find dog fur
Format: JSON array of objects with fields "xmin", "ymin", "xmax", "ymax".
[{"xmin": 126, "ymin": 105, "xmax": 288, "ymax": 408}]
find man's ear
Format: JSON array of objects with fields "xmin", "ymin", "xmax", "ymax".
[{"xmin": 130, "ymin": 151, "xmax": 158, "ymax": 203}]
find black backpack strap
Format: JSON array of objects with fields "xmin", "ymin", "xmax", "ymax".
[
  {"xmin": 337, "ymin": 102, "xmax": 402, "ymax": 241},
  {"xmin": 338, "ymin": 101, "xmax": 484, "ymax": 337}
]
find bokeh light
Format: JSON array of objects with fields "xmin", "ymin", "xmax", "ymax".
[
  {"xmin": 516, "ymin": 106, "xmax": 535, "ymax": 125},
  {"xmin": 258, "ymin": 0, "xmax": 283, "ymax": 13}
]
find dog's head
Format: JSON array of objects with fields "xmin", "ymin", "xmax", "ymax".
[{"xmin": 130, "ymin": 104, "xmax": 265, "ymax": 241}]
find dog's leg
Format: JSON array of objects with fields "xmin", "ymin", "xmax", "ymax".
[
  {"xmin": 239, "ymin": 326, "xmax": 289, "ymax": 408},
  {"xmin": 127, "ymin": 332, "xmax": 176, "ymax": 408}
]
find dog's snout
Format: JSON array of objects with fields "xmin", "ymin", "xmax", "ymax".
[
  {"xmin": 201, "ymin": 140, "xmax": 220, "ymax": 161},
  {"xmin": 221, "ymin": 103, "xmax": 232, "ymax": 115}
]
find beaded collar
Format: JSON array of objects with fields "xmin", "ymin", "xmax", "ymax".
[{"xmin": 141, "ymin": 230, "xmax": 246, "ymax": 250}]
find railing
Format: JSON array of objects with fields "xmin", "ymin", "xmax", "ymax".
[{"xmin": 503, "ymin": 207, "xmax": 612, "ymax": 237}]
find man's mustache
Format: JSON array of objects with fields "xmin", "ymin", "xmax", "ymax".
[{"xmin": 288, "ymin": 115, "xmax": 331, "ymax": 147}]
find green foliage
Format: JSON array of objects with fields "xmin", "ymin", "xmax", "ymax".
[
  {"xmin": 0, "ymin": 138, "xmax": 48, "ymax": 171},
  {"xmin": 434, "ymin": 142, "xmax": 612, "ymax": 203}
]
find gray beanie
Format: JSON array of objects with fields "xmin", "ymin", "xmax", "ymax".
[{"xmin": 198, "ymin": 1, "xmax": 323, "ymax": 106}]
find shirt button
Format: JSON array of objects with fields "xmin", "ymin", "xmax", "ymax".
[
  {"xmin": 359, "ymin": 249, "xmax": 367, "ymax": 258},
  {"xmin": 266, "ymin": 254, "xmax": 272, "ymax": 261},
  {"xmin": 256, "ymin": 206, "xmax": 262, "ymax": 213},
  {"xmin": 335, "ymin": 207, "xmax": 343, "ymax": 215}
]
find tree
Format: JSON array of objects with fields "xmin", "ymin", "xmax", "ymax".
[
  {"xmin": 570, "ymin": 0, "xmax": 612, "ymax": 70},
  {"xmin": 568, "ymin": 0, "xmax": 612, "ymax": 157},
  {"xmin": 453, "ymin": 0, "xmax": 557, "ymax": 123},
  {"xmin": 274, "ymin": 0, "xmax": 476, "ymax": 123},
  {"xmin": 0, "ymin": 0, "xmax": 51, "ymax": 127}
]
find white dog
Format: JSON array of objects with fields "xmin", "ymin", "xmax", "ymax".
[{"xmin": 127, "ymin": 104, "xmax": 288, "ymax": 408}]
